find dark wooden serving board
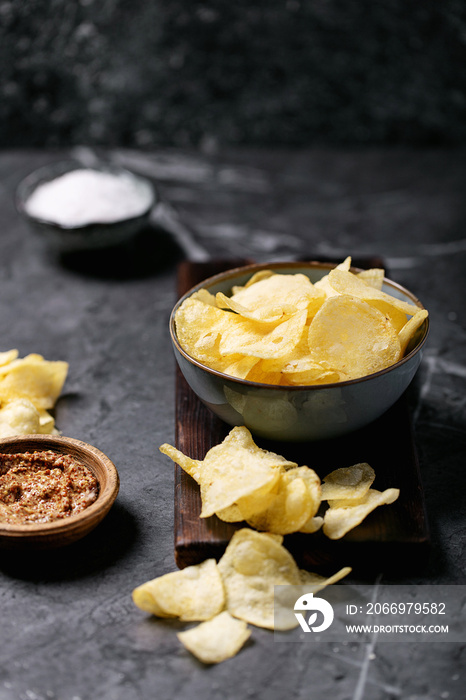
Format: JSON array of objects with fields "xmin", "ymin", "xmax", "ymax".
[{"xmin": 173, "ymin": 258, "xmax": 430, "ymax": 575}]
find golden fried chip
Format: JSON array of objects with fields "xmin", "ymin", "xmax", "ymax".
[
  {"xmin": 398, "ymin": 309, "xmax": 429, "ymax": 355},
  {"xmin": 229, "ymin": 273, "xmax": 324, "ymax": 317},
  {"xmin": 219, "ymin": 310, "xmax": 308, "ymax": 360},
  {"xmin": 299, "ymin": 515, "xmax": 324, "ymax": 534},
  {"xmin": 323, "ymin": 488, "xmax": 400, "ymax": 539},
  {"xmin": 246, "ymin": 466, "xmax": 321, "ymax": 535},
  {"xmin": 0, "ymin": 398, "xmax": 41, "ymax": 437},
  {"xmin": 38, "ymin": 409, "xmax": 57, "ymax": 434},
  {"xmin": 160, "ymin": 427, "xmax": 296, "ymax": 518},
  {"xmin": 321, "ymin": 463, "xmax": 375, "ymax": 501},
  {"xmin": 132, "ymin": 559, "xmax": 225, "ymax": 621},
  {"xmin": 218, "ymin": 529, "xmax": 302, "ymax": 629},
  {"xmin": 190, "ymin": 288, "xmax": 218, "ymax": 306},
  {"xmin": 281, "ymin": 357, "xmax": 340, "ymax": 385},
  {"xmin": 216, "ymin": 292, "xmax": 286, "ymax": 325},
  {"xmin": 174, "ymin": 298, "xmax": 231, "ymax": 366},
  {"xmin": 298, "ymin": 565, "xmax": 352, "ymax": 589},
  {"xmin": 314, "ymin": 257, "xmax": 352, "ymax": 298},
  {"xmin": 328, "ymin": 268, "xmax": 420, "ymax": 317},
  {"xmin": 274, "ymin": 565, "xmax": 352, "ymax": 630},
  {"xmin": 177, "ymin": 611, "xmax": 250, "ymax": 664},
  {"xmin": 0, "ymin": 354, "xmax": 68, "ymax": 409},
  {"xmin": 159, "ymin": 443, "xmax": 202, "ymax": 483},
  {"xmin": 307, "ymin": 295, "xmax": 401, "ymax": 379},
  {"xmin": 0, "ymin": 349, "xmax": 19, "ymax": 367},
  {"xmin": 356, "ymin": 267, "xmax": 385, "ymax": 290}
]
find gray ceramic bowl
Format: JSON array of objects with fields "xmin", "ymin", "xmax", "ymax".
[
  {"xmin": 15, "ymin": 160, "xmax": 156, "ymax": 252},
  {"xmin": 170, "ymin": 261, "xmax": 429, "ymax": 442}
]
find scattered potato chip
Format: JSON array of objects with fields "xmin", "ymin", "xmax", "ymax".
[
  {"xmin": 321, "ymin": 463, "xmax": 375, "ymax": 501},
  {"xmin": 298, "ymin": 565, "xmax": 353, "ymax": 590},
  {"xmin": 0, "ymin": 350, "xmax": 68, "ymax": 436},
  {"xmin": 160, "ymin": 426, "xmax": 297, "ymax": 518},
  {"xmin": 323, "ymin": 488, "xmax": 400, "ymax": 539},
  {"xmin": 174, "ymin": 258, "xmax": 427, "ymax": 386},
  {"xmin": 177, "ymin": 611, "xmax": 251, "ymax": 664},
  {"xmin": 299, "ymin": 515, "xmax": 324, "ymax": 534},
  {"xmin": 132, "ymin": 558, "xmax": 225, "ymax": 621},
  {"xmin": 246, "ymin": 466, "xmax": 321, "ymax": 535},
  {"xmin": 0, "ymin": 349, "xmax": 19, "ymax": 367},
  {"xmin": 217, "ymin": 528, "xmax": 302, "ymax": 630},
  {"xmin": 0, "ymin": 353, "xmax": 68, "ymax": 410},
  {"xmin": 0, "ymin": 398, "xmax": 41, "ymax": 437},
  {"xmin": 274, "ymin": 564, "xmax": 353, "ymax": 631}
]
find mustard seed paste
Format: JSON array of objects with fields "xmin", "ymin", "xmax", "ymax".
[{"xmin": 0, "ymin": 450, "xmax": 99, "ymax": 525}]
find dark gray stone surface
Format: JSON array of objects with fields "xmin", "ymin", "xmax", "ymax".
[
  {"xmin": 0, "ymin": 147, "xmax": 465, "ymax": 699},
  {"xmin": 2, "ymin": 2, "xmax": 466, "ymax": 148}
]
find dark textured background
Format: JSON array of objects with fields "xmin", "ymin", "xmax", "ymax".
[{"xmin": 2, "ymin": 0, "xmax": 466, "ymax": 148}]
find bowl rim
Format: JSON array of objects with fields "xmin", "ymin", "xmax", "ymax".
[
  {"xmin": 0, "ymin": 434, "xmax": 120, "ymax": 538},
  {"xmin": 169, "ymin": 260, "xmax": 430, "ymax": 391},
  {"xmin": 15, "ymin": 159, "xmax": 157, "ymax": 231}
]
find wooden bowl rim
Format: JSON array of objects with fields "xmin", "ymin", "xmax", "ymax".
[{"xmin": 0, "ymin": 434, "xmax": 120, "ymax": 540}]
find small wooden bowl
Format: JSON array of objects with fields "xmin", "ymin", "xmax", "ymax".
[{"xmin": 0, "ymin": 435, "xmax": 120, "ymax": 549}]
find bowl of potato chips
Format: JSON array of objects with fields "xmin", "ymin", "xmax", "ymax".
[{"xmin": 170, "ymin": 258, "xmax": 429, "ymax": 441}]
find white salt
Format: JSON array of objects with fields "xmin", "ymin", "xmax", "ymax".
[{"xmin": 25, "ymin": 168, "xmax": 154, "ymax": 227}]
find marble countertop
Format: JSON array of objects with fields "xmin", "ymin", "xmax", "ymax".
[{"xmin": 1, "ymin": 148, "xmax": 465, "ymax": 700}]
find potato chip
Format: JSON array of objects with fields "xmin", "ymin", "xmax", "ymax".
[
  {"xmin": 0, "ymin": 354, "xmax": 68, "ymax": 409},
  {"xmin": 216, "ymin": 292, "xmax": 286, "ymax": 325},
  {"xmin": 357, "ymin": 267, "xmax": 385, "ymax": 290},
  {"xmin": 177, "ymin": 611, "xmax": 250, "ymax": 664},
  {"xmin": 299, "ymin": 515, "xmax": 324, "ymax": 534},
  {"xmin": 215, "ymin": 503, "xmax": 245, "ymax": 523},
  {"xmin": 298, "ymin": 565, "xmax": 353, "ymax": 589},
  {"xmin": 221, "ymin": 355, "xmax": 260, "ymax": 379},
  {"xmin": 281, "ymin": 357, "xmax": 340, "ymax": 385},
  {"xmin": 0, "ymin": 398, "xmax": 42, "ymax": 437},
  {"xmin": 233, "ymin": 269, "xmax": 274, "ymax": 294},
  {"xmin": 219, "ymin": 309, "xmax": 308, "ymax": 360},
  {"xmin": 307, "ymin": 295, "xmax": 401, "ymax": 380},
  {"xmin": 321, "ymin": 463, "xmax": 375, "ymax": 501},
  {"xmin": 174, "ymin": 298, "xmax": 231, "ymax": 366},
  {"xmin": 160, "ymin": 426, "xmax": 296, "ymax": 518},
  {"xmin": 215, "ymin": 478, "xmax": 282, "ymax": 524},
  {"xmin": 228, "ymin": 272, "xmax": 324, "ymax": 317},
  {"xmin": 38, "ymin": 409, "xmax": 58, "ymax": 434},
  {"xmin": 246, "ymin": 466, "xmax": 321, "ymax": 535},
  {"xmin": 218, "ymin": 528, "xmax": 302, "ymax": 629},
  {"xmin": 314, "ymin": 257, "xmax": 352, "ymax": 298},
  {"xmin": 274, "ymin": 565, "xmax": 352, "ymax": 630},
  {"xmin": 132, "ymin": 558, "xmax": 225, "ymax": 621},
  {"xmin": 398, "ymin": 309, "xmax": 429, "ymax": 355},
  {"xmin": 323, "ymin": 488, "xmax": 400, "ymax": 539},
  {"xmin": 0, "ymin": 349, "xmax": 19, "ymax": 367},
  {"xmin": 328, "ymin": 268, "xmax": 419, "ymax": 317},
  {"xmin": 159, "ymin": 443, "xmax": 202, "ymax": 483},
  {"xmin": 190, "ymin": 288, "xmax": 218, "ymax": 306}
]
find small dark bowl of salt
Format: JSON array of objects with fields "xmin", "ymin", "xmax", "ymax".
[{"xmin": 15, "ymin": 160, "xmax": 157, "ymax": 252}]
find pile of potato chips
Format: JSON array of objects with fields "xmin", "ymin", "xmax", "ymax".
[
  {"xmin": 0, "ymin": 350, "xmax": 68, "ymax": 437},
  {"xmin": 132, "ymin": 527, "xmax": 351, "ymax": 664},
  {"xmin": 174, "ymin": 257, "xmax": 428, "ymax": 385},
  {"xmin": 160, "ymin": 426, "xmax": 399, "ymax": 539},
  {"xmin": 153, "ymin": 427, "xmax": 399, "ymax": 662}
]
